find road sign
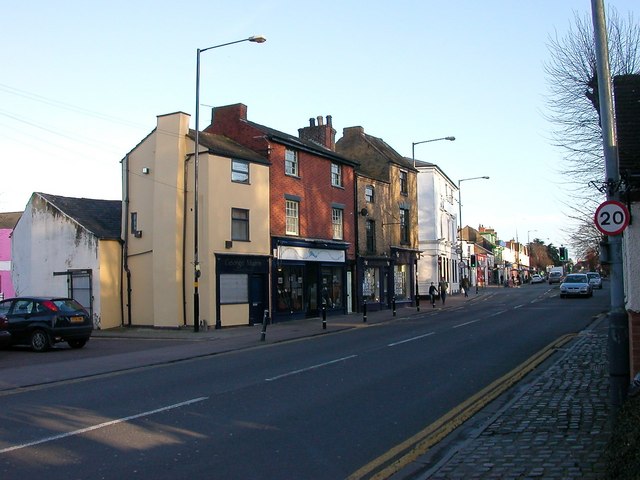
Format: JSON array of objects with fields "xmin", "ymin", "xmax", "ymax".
[{"xmin": 594, "ymin": 200, "xmax": 630, "ymax": 235}]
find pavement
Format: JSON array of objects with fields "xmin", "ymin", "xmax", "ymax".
[{"xmin": 1, "ymin": 287, "xmax": 613, "ymax": 479}]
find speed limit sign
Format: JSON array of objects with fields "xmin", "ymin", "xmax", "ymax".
[{"xmin": 594, "ymin": 200, "xmax": 630, "ymax": 235}]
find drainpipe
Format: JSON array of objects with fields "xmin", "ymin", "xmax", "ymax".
[{"xmin": 121, "ymin": 154, "xmax": 132, "ymax": 327}]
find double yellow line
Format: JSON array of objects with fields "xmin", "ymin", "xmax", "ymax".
[{"xmin": 347, "ymin": 333, "xmax": 576, "ymax": 480}]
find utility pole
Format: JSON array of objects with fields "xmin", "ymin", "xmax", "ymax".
[{"xmin": 591, "ymin": 0, "xmax": 629, "ymax": 417}]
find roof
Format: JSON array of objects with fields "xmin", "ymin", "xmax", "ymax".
[
  {"xmin": 0, "ymin": 212, "xmax": 22, "ymax": 229},
  {"xmin": 36, "ymin": 193, "xmax": 121, "ymax": 240},
  {"xmin": 414, "ymin": 160, "xmax": 458, "ymax": 189},
  {"xmin": 336, "ymin": 129, "xmax": 416, "ymax": 182},
  {"xmin": 188, "ymin": 130, "xmax": 270, "ymax": 165},
  {"xmin": 246, "ymin": 120, "xmax": 359, "ymax": 167}
]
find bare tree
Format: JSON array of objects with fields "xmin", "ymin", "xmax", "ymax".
[{"xmin": 544, "ymin": 7, "xmax": 640, "ymax": 256}]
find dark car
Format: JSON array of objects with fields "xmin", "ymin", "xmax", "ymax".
[{"xmin": 0, "ymin": 297, "xmax": 92, "ymax": 352}]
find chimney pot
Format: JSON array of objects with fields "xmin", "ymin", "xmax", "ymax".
[
  {"xmin": 327, "ymin": 115, "xmax": 332, "ymax": 127},
  {"xmin": 309, "ymin": 118, "xmax": 315, "ymax": 127},
  {"xmin": 317, "ymin": 115, "xmax": 323, "ymax": 126}
]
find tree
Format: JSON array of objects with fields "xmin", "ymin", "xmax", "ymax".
[
  {"xmin": 544, "ymin": 7, "xmax": 640, "ymax": 258},
  {"xmin": 529, "ymin": 239, "xmax": 554, "ymax": 271}
]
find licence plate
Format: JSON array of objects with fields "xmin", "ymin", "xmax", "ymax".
[{"xmin": 70, "ymin": 316, "xmax": 84, "ymax": 323}]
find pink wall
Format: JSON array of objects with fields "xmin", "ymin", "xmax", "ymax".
[{"xmin": 0, "ymin": 228, "xmax": 15, "ymax": 298}]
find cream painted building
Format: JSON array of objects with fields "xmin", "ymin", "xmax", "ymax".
[{"xmin": 123, "ymin": 112, "xmax": 271, "ymax": 329}]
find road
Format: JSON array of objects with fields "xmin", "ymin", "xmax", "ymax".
[{"xmin": 0, "ymin": 284, "xmax": 609, "ymax": 479}]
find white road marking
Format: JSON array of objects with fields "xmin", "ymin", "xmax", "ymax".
[
  {"xmin": 265, "ymin": 355, "xmax": 357, "ymax": 382},
  {"xmin": 452, "ymin": 319, "xmax": 481, "ymax": 328},
  {"xmin": 0, "ymin": 397, "xmax": 208, "ymax": 454},
  {"xmin": 388, "ymin": 332, "xmax": 436, "ymax": 347},
  {"xmin": 488, "ymin": 310, "xmax": 506, "ymax": 317}
]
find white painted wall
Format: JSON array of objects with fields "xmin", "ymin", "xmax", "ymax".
[
  {"xmin": 12, "ymin": 194, "xmax": 101, "ymax": 315},
  {"xmin": 416, "ymin": 163, "xmax": 459, "ymax": 293}
]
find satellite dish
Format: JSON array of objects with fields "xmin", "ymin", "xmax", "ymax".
[{"xmin": 360, "ymin": 208, "xmax": 369, "ymax": 217}]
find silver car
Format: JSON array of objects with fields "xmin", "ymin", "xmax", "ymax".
[
  {"xmin": 560, "ymin": 274, "xmax": 593, "ymax": 298},
  {"xmin": 586, "ymin": 272, "xmax": 603, "ymax": 289}
]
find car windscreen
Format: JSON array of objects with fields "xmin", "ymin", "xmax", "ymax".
[{"xmin": 565, "ymin": 276, "xmax": 587, "ymax": 283}]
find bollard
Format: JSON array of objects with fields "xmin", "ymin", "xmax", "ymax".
[
  {"xmin": 260, "ymin": 309, "xmax": 269, "ymax": 342},
  {"xmin": 363, "ymin": 301, "xmax": 367, "ymax": 323},
  {"xmin": 392, "ymin": 296, "xmax": 396, "ymax": 317},
  {"xmin": 416, "ymin": 294, "xmax": 420, "ymax": 312},
  {"xmin": 322, "ymin": 301, "xmax": 327, "ymax": 330}
]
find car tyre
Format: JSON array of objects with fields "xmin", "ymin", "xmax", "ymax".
[
  {"xmin": 30, "ymin": 329, "xmax": 51, "ymax": 352},
  {"xmin": 68, "ymin": 339, "xmax": 88, "ymax": 349}
]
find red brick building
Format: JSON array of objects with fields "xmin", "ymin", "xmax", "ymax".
[{"xmin": 206, "ymin": 104, "xmax": 358, "ymax": 320}]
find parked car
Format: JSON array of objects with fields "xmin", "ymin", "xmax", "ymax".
[
  {"xmin": 548, "ymin": 271, "xmax": 563, "ymax": 284},
  {"xmin": 0, "ymin": 314, "xmax": 11, "ymax": 349},
  {"xmin": 530, "ymin": 274, "xmax": 544, "ymax": 284},
  {"xmin": 559, "ymin": 274, "xmax": 593, "ymax": 298},
  {"xmin": 586, "ymin": 272, "xmax": 603, "ymax": 289},
  {"xmin": 0, "ymin": 297, "xmax": 92, "ymax": 352}
]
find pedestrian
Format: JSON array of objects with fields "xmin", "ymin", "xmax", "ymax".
[
  {"xmin": 428, "ymin": 282, "xmax": 438, "ymax": 308},
  {"xmin": 461, "ymin": 277, "xmax": 469, "ymax": 297},
  {"xmin": 439, "ymin": 280, "xmax": 448, "ymax": 305}
]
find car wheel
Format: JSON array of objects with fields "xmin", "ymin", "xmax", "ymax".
[
  {"xmin": 68, "ymin": 339, "xmax": 88, "ymax": 349},
  {"xmin": 30, "ymin": 329, "xmax": 51, "ymax": 352}
]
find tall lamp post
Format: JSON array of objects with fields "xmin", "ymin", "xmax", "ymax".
[
  {"xmin": 193, "ymin": 35, "xmax": 266, "ymax": 332},
  {"xmin": 412, "ymin": 136, "xmax": 455, "ymax": 168},
  {"xmin": 457, "ymin": 176, "xmax": 490, "ymax": 288}
]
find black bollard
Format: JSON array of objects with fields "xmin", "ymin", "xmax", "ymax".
[
  {"xmin": 392, "ymin": 296, "xmax": 396, "ymax": 317},
  {"xmin": 363, "ymin": 301, "xmax": 367, "ymax": 323},
  {"xmin": 260, "ymin": 309, "xmax": 269, "ymax": 342},
  {"xmin": 322, "ymin": 301, "xmax": 327, "ymax": 330}
]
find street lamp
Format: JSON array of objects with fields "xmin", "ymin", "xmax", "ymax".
[
  {"xmin": 527, "ymin": 229, "xmax": 537, "ymax": 276},
  {"xmin": 457, "ymin": 176, "xmax": 490, "ymax": 289},
  {"xmin": 412, "ymin": 136, "xmax": 455, "ymax": 168},
  {"xmin": 193, "ymin": 35, "xmax": 266, "ymax": 332}
]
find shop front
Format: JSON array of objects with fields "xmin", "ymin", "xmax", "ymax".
[{"xmin": 273, "ymin": 239, "xmax": 348, "ymax": 321}]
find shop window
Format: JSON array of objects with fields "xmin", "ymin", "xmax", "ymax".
[
  {"xmin": 362, "ymin": 267, "xmax": 380, "ymax": 302},
  {"xmin": 321, "ymin": 266, "xmax": 343, "ymax": 309},
  {"xmin": 394, "ymin": 264, "xmax": 408, "ymax": 300},
  {"xmin": 276, "ymin": 265, "xmax": 304, "ymax": 313}
]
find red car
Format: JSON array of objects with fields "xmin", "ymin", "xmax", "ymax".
[{"xmin": 0, "ymin": 297, "xmax": 92, "ymax": 352}]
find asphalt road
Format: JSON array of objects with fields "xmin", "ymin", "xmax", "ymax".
[{"xmin": 0, "ymin": 283, "xmax": 609, "ymax": 479}]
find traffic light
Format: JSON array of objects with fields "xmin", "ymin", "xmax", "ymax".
[
  {"xmin": 559, "ymin": 247, "xmax": 567, "ymax": 261},
  {"xmin": 470, "ymin": 254, "xmax": 477, "ymax": 267}
]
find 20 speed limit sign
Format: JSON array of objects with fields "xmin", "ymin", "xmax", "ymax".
[{"xmin": 594, "ymin": 200, "xmax": 630, "ymax": 235}]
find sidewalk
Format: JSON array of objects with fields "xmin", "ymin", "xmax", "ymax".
[{"xmin": 401, "ymin": 316, "xmax": 611, "ymax": 479}]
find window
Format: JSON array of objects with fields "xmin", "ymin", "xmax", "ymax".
[
  {"xmin": 332, "ymin": 208, "xmax": 343, "ymax": 240},
  {"xmin": 331, "ymin": 163, "xmax": 342, "ymax": 187},
  {"xmin": 285, "ymin": 149, "xmax": 298, "ymax": 176},
  {"xmin": 285, "ymin": 199, "xmax": 299, "ymax": 235},
  {"xmin": 365, "ymin": 219, "xmax": 375, "ymax": 253},
  {"xmin": 219, "ymin": 274, "xmax": 248, "ymax": 304},
  {"xmin": 400, "ymin": 170, "xmax": 408, "ymax": 195},
  {"xmin": 394, "ymin": 264, "xmax": 408, "ymax": 299},
  {"xmin": 231, "ymin": 160, "xmax": 249, "ymax": 184},
  {"xmin": 365, "ymin": 185, "xmax": 374, "ymax": 203},
  {"xmin": 400, "ymin": 207, "xmax": 409, "ymax": 244},
  {"xmin": 231, "ymin": 208, "xmax": 249, "ymax": 241},
  {"xmin": 130, "ymin": 212, "xmax": 138, "ymax": 232}
]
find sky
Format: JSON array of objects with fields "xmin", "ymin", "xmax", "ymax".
[{"xmin": 2, "ymin": 0, "xmax": 639, "ymax": 255}]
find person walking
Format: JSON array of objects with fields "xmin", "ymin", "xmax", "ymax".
[
  {"xmin": 439, "ymin": 280, "xmax": 448, "ymax": 305},
  {"xmin": 461, "ymin": 277, "xmax": 469, "ymax": 297},
  {"xmin": 428, "ymin": 282, "xmax": 438, "ymax": 308}
]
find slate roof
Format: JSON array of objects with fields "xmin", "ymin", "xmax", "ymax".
[
  {"xmin": 36, "ymin": 193, "xmax": 121, "ymax": 240},
  {"xmin": 336, "ymin": 129, "xmax": 416, "ymax": 183},
  {"xmin": 188, "ymin": 130, "xmax": 270, "ymax": 165},
  {"xmin": 0, "ymin": 212, "xmax": 22, "ymax": 229},
  {"xmin": 246, "ymin": 120, "xmax": 359, "ymax": 167}
]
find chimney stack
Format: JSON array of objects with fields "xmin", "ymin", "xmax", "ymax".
[{"xmin": 298, "ymin": 115, "xmax": 336, "ymax": 151}]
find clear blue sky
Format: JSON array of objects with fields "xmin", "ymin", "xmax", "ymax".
[{"xmin": 2, "ymin": 1, "xmax": 638, "ymax": 254}]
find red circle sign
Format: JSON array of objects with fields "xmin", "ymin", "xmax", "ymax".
[{"xmin": 594, "ymin": 200, "xmax": 630, "ymax": 235}]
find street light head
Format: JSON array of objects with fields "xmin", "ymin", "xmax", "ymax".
[
  {"xmin": 445, "ymin": 136, "xmax": 456, "ymax": 141},
  {"xmin": 249, "ymin": 35, "xmax": 267, "ymax": 43},
  {"xmin": 482, "ymin": 176, "xmax": 490, "ymax": 179}
]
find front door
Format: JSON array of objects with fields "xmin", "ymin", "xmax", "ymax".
[
  {"xmin": 248, "ymin": 274, "xmax": 266, "ymax": 325},
  {"xmin": 305, "ymin": 263, "xmax": 318, "ymax": 317}
]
